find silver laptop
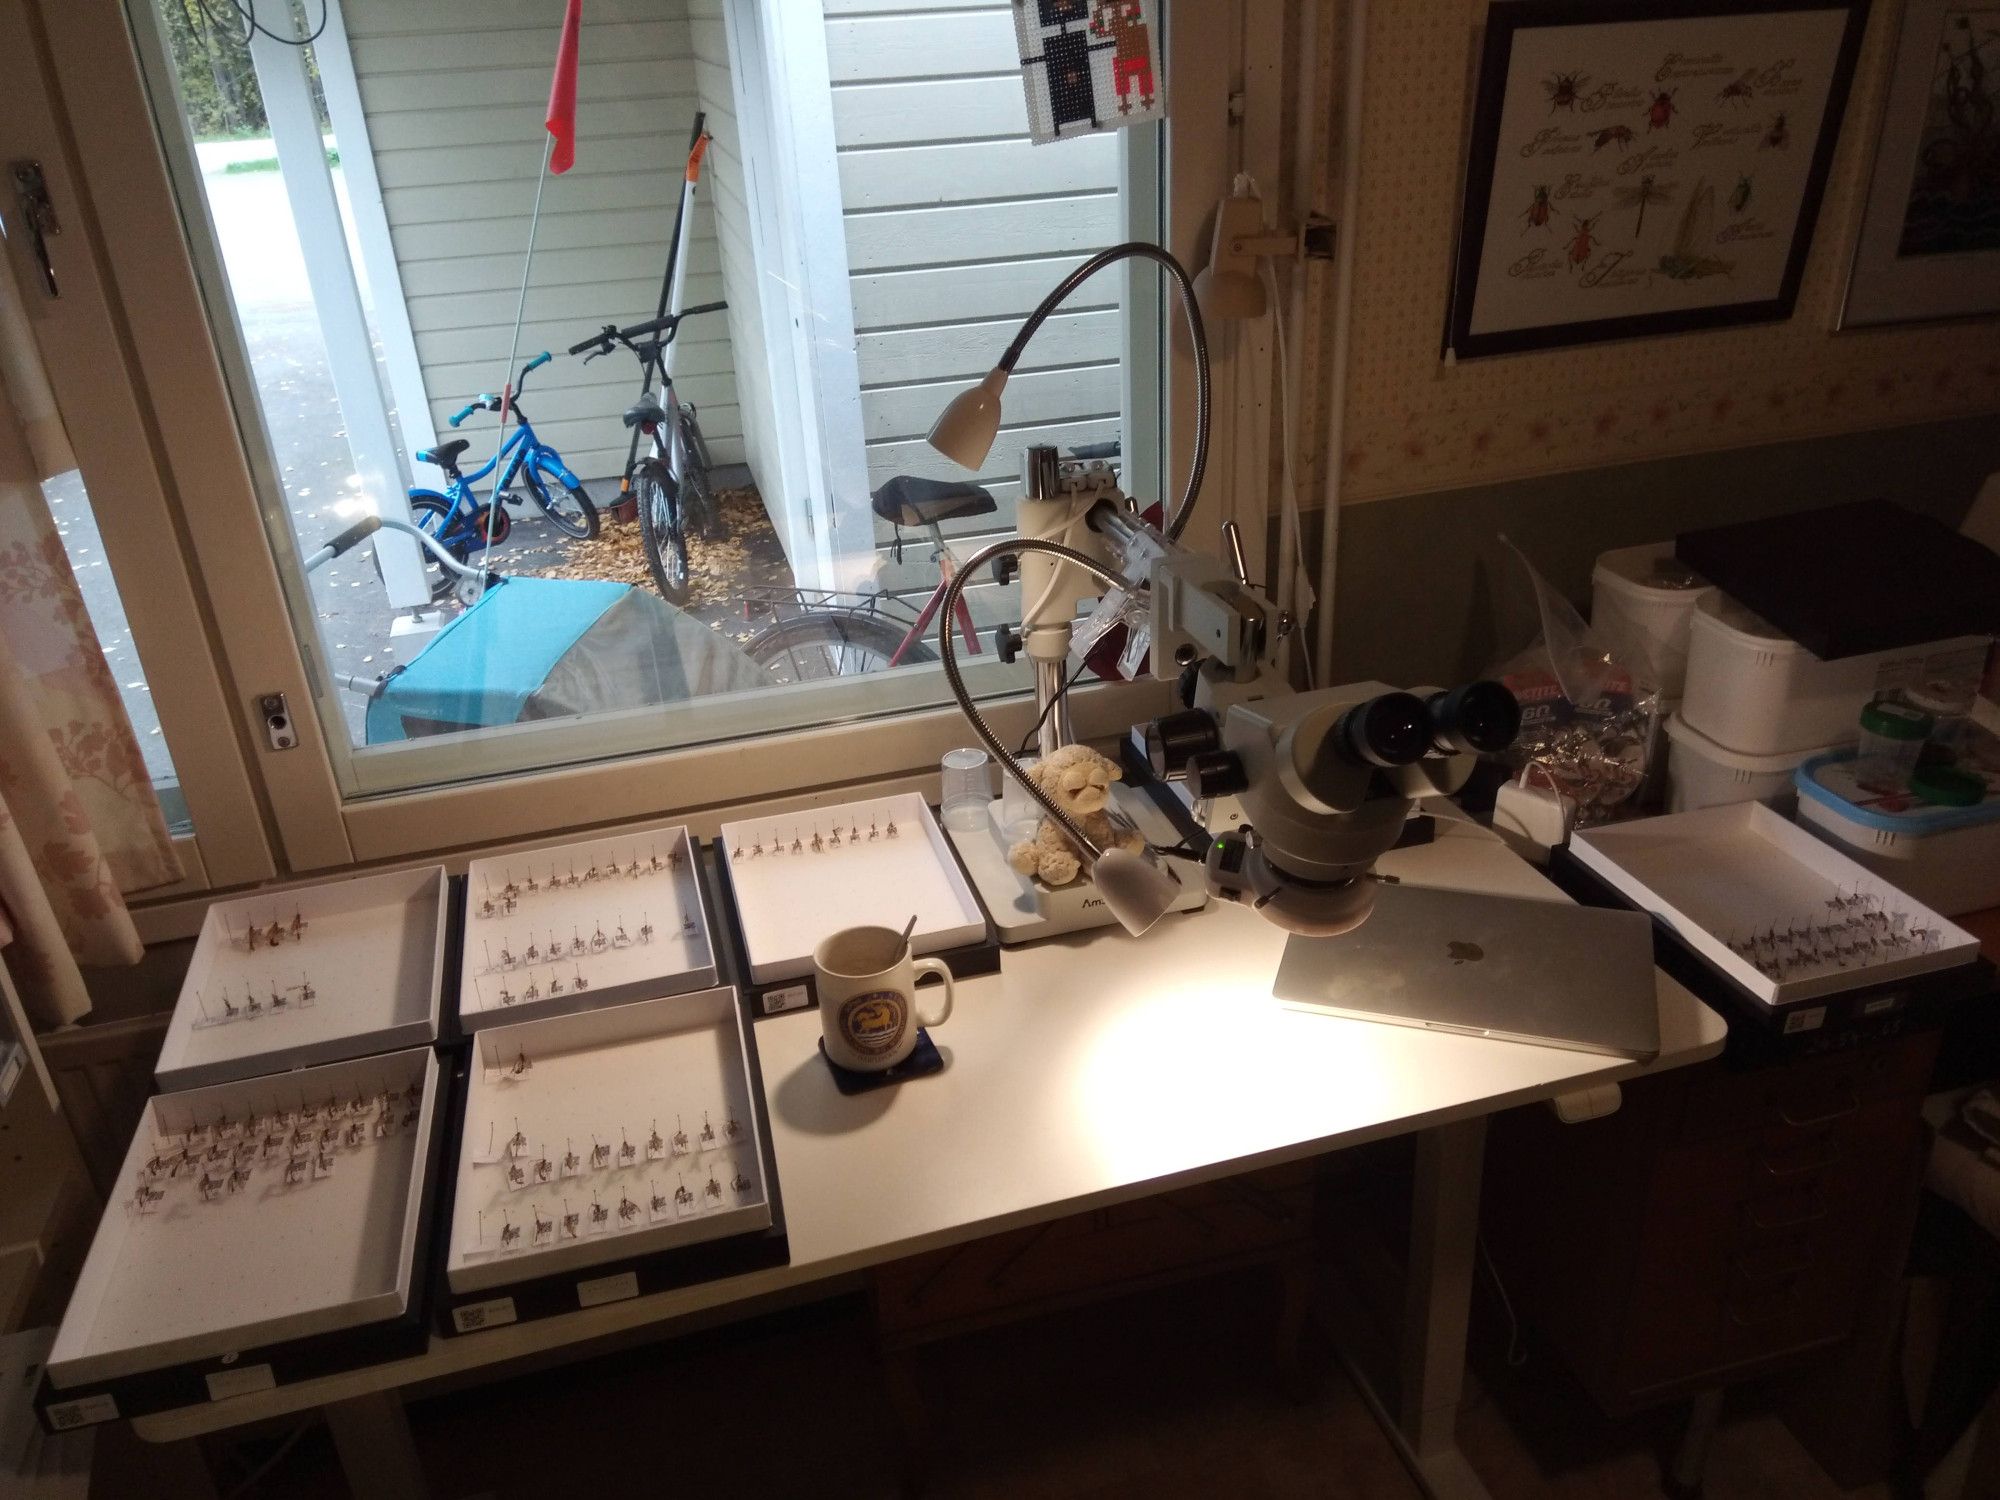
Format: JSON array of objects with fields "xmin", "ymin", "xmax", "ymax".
[{"xmin": 1272, "ymin": 883, "xmax": 1660, "ymax": 1061}]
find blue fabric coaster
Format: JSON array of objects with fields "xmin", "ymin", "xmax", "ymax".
[{"xmin": 818, "ymin": 1028, "xmax": 944, "ymax": 1095}]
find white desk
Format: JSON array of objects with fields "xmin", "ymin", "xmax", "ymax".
[{"xmin": 130, "ymin": 822, "xmax": 1727, "ymax": 1499}]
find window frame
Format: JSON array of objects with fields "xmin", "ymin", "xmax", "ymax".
[{"xmin": 33, "ymin": 0, "xmax": 1271, "ymax": 879}]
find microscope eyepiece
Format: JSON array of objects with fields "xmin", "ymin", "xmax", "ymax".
[
  {"xmin": 1425, "ymin": 681, "xmax": 1521, "ymax": 755},
  {"xmin": 1331, "ymin": 692, "xmax": 1432, "ymax": 769}
]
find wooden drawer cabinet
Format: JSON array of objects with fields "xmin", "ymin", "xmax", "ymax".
[
  {"xmin": 1483, "ymin": 1031, "xmax": 1937, "ymax": 1413},
  {"xmin": 872, "ymin": 1161, "xmax": 1313, "ymax": 1345}
]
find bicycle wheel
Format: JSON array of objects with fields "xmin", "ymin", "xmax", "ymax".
[
  {"xmin": 743, "ymin": 611, "xmax": 936, "ymax": 683},
  {"xmin": 407, "ymin": 492, "xmax": 470, "ymax": 603},
  {"xmin": 523, "ymin": 467, "xmax": 600, "ymax": 540},
  {"xmin": 635, "ymin": 461, "xmax": 690, "ymax": 607},
  {"xmin": 676, "ymin": 406, "xmax": 721, "ymax": 538}
]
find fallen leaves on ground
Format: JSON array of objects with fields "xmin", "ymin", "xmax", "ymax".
[{"xmin": 517, "ymin": 484, "xmax": 794, "ymax": 615}]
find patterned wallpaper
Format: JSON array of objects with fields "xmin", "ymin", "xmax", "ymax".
[{"xmin": 1337, "ymin": 0, "xmax": 2000, "ymax": 505}]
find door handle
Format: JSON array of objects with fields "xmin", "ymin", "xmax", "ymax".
[{"xmin": 9, "ymin": 161, "xmax": 59, "ymax": 298}]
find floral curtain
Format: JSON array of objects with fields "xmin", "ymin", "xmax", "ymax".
[{"xmin": 0, "ymin": 287, "xmax": 182, "ymax": 1029}]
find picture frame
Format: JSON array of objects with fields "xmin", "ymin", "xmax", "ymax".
[
  {"xmin": 1840, "ymin": 0, "xmax": 2000, "ymax": 327},
  {"xmin": 1446, "ymin": 0, "xmax": 1871, "ymax": 359}
]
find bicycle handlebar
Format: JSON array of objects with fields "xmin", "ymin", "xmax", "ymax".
[
  {"xmin": 449, "ymin": 402, "xmax": 480, "ymax": 427},
  {"xmin": 565, "ymin": 302, "xmax": 728, "ymax": 360}
]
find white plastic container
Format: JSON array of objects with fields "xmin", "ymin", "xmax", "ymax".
[
  {"xmin": 1590, "ymin": 543, "xmax": 1713, "ymax": 698},
  {"xmin": 1681, "ymin": 591, "xmax": 1988, "ymax": 756},
  {"xmin": 1664, "ymin": 712, "xmax": 1837, "ymax": 813},
  {"xmin": 1794, "ymin": 753, "xmax": 2000, "ymax": 916}
]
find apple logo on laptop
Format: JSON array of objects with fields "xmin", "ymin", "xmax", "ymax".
[{"xmin": 1446, "ymin": 941, "xmax": 1484, "ymax": 966}]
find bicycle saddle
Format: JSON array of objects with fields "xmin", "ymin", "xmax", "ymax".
[
  {"xmin": 870, "ymin": 476, "xmax": 998, "ymax": 528},
  {"xmin": 416, "ymin": 438, "xmax": 471, "ymax": 469},
  {"xmin": 622, "ymin": 393, "xmax": 668, "ymax": 430}
]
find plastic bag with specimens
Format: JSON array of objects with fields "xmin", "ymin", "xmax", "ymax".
[{"xmin": 1485, "ymin": 537, "xmax": 1661, "ymax": 826}]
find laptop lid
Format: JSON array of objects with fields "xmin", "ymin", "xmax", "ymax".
[{"xmin": 1272, "ymin": 883, "xmax": 1660, "ymax": 1061}]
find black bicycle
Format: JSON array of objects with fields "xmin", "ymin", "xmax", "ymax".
[{"xmin": 569, "ymin": 301, "xmax": 726, "ymax": 606}]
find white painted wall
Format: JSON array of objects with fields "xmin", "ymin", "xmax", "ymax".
[
  {"xmin": 822, "ymin": 0, "xmax": 1127, "ymax": 580},
  {"xmin": 341, "ymin": 0, "xmax": 750, "ymax": 489}
]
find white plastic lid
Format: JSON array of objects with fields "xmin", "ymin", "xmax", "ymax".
[
  {"xmin": 1592, "ymin": 542, "xmax": 1707, "ymax": 597},
  {"xmin": 1691, "ymin": 589, "xmax": 1796, "ymax": 647},
  {"xmin": 1664, "ymin": 710, "xmax": 1844, "ymax": 771}
]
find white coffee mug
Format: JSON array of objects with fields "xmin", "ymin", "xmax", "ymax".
[{"xmin": 814, "ymin": 925, "xmax": 954, "ymax": 1073}]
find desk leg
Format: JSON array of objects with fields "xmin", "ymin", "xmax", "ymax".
[
  {"xmin": 323, "ymin": 1391, "xmax": 427, "ymax": 1500},
  {"xmin": 1399, "ymin": 1117, "xmax": 1491, "ymax": 1500}
]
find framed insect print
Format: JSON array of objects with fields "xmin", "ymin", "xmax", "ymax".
[
  {"xmin": 1840, "ymin": 0, "xmax": 2000, "ymax": 327},
  {"xmin": 1445, "ymin": 0, "xmax": 1870, "ymax": 359}
]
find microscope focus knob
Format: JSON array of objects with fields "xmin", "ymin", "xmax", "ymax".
[
  {"xmin": 1146, "ymin": 709, "xmax": 1221, "ymax": 778},
  {"xmin": 994, "ymin": 624, "xmax": 1024, "ymax": 665},
  {"xmin": 993, "ymin": 554, "xmax": 1020, "ymax": 586},
  {"xmin": 1186, "ymin": 750, "xmax": 1247, "ymax": 799}
]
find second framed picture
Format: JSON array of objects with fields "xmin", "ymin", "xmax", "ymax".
[{"xmin": 1446, "ymin": 0, "xmax": 1871, "ymax": 359}]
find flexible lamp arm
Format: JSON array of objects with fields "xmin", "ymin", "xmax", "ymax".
[
  {"xmin": 997, "ymin": 242, "xmax": 1211, "ymax": 543},
  {"xmin": 938, "ymin": 536, "xmax": 1132, "ymax": 862}
]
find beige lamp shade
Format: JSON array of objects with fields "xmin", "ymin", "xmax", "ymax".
[{"xmin": 925, "ymin": 368, "xmax": 1010, "ymax": 470}]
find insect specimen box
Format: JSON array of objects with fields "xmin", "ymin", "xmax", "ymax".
[
  {"xmin": 155, "ymin": 867, "xmax": 448, "ymax": 1093},
  {"xmin": 438, "ymin": 986, "xmax": 783, "ymax": 1332},
  {"xmin": 717, "ymin": 793, "xmax": 987, "ymax": 986},
  {"xmin": 43, "ymin": 1048, "xmax": 444, "ymax": 1424},
  {"xmin": 1571, "ymin": 802, "xmax": 1981, "ymax": 1008},
  {"xmin": 456, "ymin": 826, "xmax": 716, "ymax": 1035}
]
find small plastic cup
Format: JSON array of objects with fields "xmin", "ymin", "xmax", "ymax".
[
  {"xmin": 940, "ymin": 747, "xmax": 993, "ymax": 831},
  {"xmin": 1855, "ymin": 698, "xmax": 1933, "ymax": 792}
]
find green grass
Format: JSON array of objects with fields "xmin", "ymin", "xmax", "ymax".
[{"xmin": 223, "ymin": 148, "xmax": 340, "ymax": 175}]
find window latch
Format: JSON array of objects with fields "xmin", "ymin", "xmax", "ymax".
[{"xmin": 10, "ymin": 161, "xmax": 60, "ymax": 299}]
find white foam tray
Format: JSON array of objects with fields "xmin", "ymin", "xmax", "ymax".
[
  {"xmin": 458, "ymin": 827, "xmax": 715, "ymax": 1032},
  {"xmin": 718, "ymin": 793, "xmax": 984, "ymax": 983},
  {"xmin": 1571, "ymin": 802, "xmax": 1980, "ymax": 1006},
  {"xmin": 156, "ymin": 868, "xmax": 446, "ymax": 1092},
  {"xmin": 49, "ymin": 1048, "xmax": 440, "ymax": 1389},
  {"xmin": 445, "ymin": 988, "xmax": 770, "ymax": 1295}
]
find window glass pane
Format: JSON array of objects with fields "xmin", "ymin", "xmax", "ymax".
[
  {"xmin": 42, "ymin": 471, "xmax": 192, "ymax": 834},
  {"xmin": 135, "ymin": 0, "xmax": 1161, "ymax": 796}
]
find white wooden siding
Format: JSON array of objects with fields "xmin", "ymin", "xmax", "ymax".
[
  {"xmin": 822, "ymin": 0, "xmax": 1127, "ymax": 577},
  {"xmin": 342, "ymin": 0, "xmax": 749, "ymax": 487},
  {"xmin": 689, "ymin": 0, "xmax": 779, "ymax": 513}
]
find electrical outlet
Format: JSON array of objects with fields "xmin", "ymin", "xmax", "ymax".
[{"xmin": 259, "ymin": 692, "xmax": 297, "ymax": 751}]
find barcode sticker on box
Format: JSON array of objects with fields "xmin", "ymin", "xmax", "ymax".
[
  {"xmin": 206, "ymin": 1364, "xmax": 275, "ymax": 1401},
  {"xmin": 577, "ymin": 1270, "xmax": 639, "ymax": 1309},
  {"xmin": 44, "ymin": 1392, "xmax": 119, "ymax": 1429},
  {"xmin": 453, "ymin": 1297, "xmax": 518, "ymax": 1333},
  {"xmin": 1783, "ymin": 1007, "xmax": 1827, "ymax": 1034},
  {"xmin": 763, "ymin": 984, "xmax": 809, "ymax": 1015}
]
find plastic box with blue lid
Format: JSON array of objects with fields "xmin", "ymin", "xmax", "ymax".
[{"xmin": 1794, "ymin": 752, "xmax": 2000, "ymax": 916}]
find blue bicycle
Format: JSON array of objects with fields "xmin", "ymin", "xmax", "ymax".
[{"xmin": 408, "ymin": 352, "xmax": 598, "ymax": 599}]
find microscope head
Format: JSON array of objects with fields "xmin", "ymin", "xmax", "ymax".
[{"xmin": 1146, "ymin": 680, "xmax": 1520, "ymax": 936}]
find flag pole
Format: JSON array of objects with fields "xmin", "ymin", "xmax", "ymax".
[{"xmin": 480, "ymin": 130, "xmax": 556, "ymax": 593}]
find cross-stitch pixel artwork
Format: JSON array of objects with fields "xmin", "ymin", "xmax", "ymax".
[{"xmin": 1015, "ymin": 0, "xmax": 1166, "ymax": 145}]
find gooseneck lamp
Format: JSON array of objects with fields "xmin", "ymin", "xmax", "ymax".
[{"xmin": 924, "ymin": 243, "xmax": 1214, "ymax": 936}]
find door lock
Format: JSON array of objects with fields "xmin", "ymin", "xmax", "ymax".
[{"xmin": 259, "ymin": 692, "xmax": 297, "ymax": 751}]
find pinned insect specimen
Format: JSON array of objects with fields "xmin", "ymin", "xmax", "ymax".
[
  {"xmin": 590, "ymin": 923, "xmax": 609, "ymax": 954},
  {"xmin": 563, "ymin": 1141, "xmax": 582, "ymax": 1175},
  {"xmin": 500, "ymin": 1215, "xmax": 521, "ymax": 1249},
  {"xmin": 885, "ymin": 816, "xmax": 899, "ymax": 839},
  {"xmin": 590, "ymin": 1139, "xmax": 612, "ymax": 1170},
  {"xmin": 590, "ymin": 1198, "xmax": 610, "ymax": 1227},
  {"xmin": 1567, "ymin": 214, "xmax": 1601, "ymax": 270},
  {"xmin": 228, "ymin": 1165, "xmax": 253, "ymax": 1194},
  {"xmin": 345, "ymin": 1121, "xmax": 366, "ymax": 1148},
  {"xmin": 651, "ymin": 1186, "xmax": 670, "ymax": 1214},
  {"xmin": 135, "ymin": 1182, "xmax": 166, "ymax": 1211},
  {"xmin": 674, "ymin": 1180, "xmax": 694, "ymax": 1207},
  {"xmin": 672, "ymin": 1119, "xmax": 691, "ymax": 1155},
  {"xmin": 512, "ymin": 1050, "xmax": 532, "ymax": 1077},
  {"xmin": 731, "ymin": 1168, "xmax": 754, "ymax": 1194},
  {"xmin": 638, "ymin": 917, "xmax": 655, "ymax": 944},
  {"xmin": 522, "ymin": 980, "xmax": 540, "ymax": 1003},
  {"xmin": 1647, "ymin": 88, "xmax": 1677, "ymax": 130},
  {"xmin": 700, "ymin": 1112, "xmax": 716, "ymax": 1147},
  {"xmin": 283, "ymin": 1157, "xmax": 308, "ymax": 1186},
  {"xmin": 613, "ymin": 919, "xmax": 631, "ymax": 949},
  {"xmin": 1592, "ymin": 124, "xmax": 1633, "ymax": 152},
  {"xmin": 1543, "ymin": 70, "xmax": 1586, "ymax": 112},
  {"xmin": 533, "ymin": 1209, "xmax": 554, "ymax": 1245},
  {"xmin": 618, "ymin": 1132, "xmax": 638, "ymax": 1166},
  {"xmin": 508, "ymin": 1122, "xmax": 528, "ymax": 1157},
  {"xmin": 704, "ymin": 1172, "xmax": 723, "ymax": 1201},
  {"xmin": 618, "ymin": 1194, "xmax": 641, "ymax": 1224},
  {"xmin": 507, "ymin": 1162, "xmax": 528, "ymax": 1189},
  {"xmin": 198, "ymin": 1173, "xmax": 225, "ymax": 1202},
  {"xmin": 534, "ymin": 1151, "xmax": 554, "ymax": 1183},
  {"xmin": 1717, "ymin": 72, "xmax": 1754, "ymax": 106},
  {"xmin": 648, "ymin": 1122, "xmax": 665, "ymax": 1158},
  {"xmin": 562, "ymin": 1203, "xmax": 581, "ymax": 1239}
]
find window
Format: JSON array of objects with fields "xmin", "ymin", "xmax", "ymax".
[
  {"xmin": 130, "ymin": 0, "xmax": 1169, "ymax": 803},
  {"xmin": 24, "ymin": 0, "xmax": 1247, "ymax": 871}
]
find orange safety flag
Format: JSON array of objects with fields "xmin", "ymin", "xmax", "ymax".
[{"xmin": 544, "ymin": 0, "xmax": 584, "ymax": 174}]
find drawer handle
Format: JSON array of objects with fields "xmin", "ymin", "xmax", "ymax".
[
  {"xmin": 1778, "ymin": 1092, "xmax": 1858, "ymax": 1129},
  {"xmin": 1748, "ymin": 1191, "xmax": 1827, "ymax": 1230},
  {"xmin": 1759, "ymin": 1142, "xmax": 1842, "ymax": 1178}
]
